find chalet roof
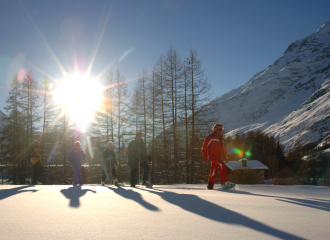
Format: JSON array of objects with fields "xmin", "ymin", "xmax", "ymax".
[{"xmin": 225, "ymin": 160, "xmax": 269, "ymax": 170}]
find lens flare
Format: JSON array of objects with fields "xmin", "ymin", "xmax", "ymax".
[
  {"xmin": 229, "ymin": 146, "xmax": 252, "ymax": 158},
  {"xmin": 87, "ymin": 136, "xmax": 94, "ymax": 159}
]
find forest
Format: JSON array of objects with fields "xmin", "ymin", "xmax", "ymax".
[{"xmin": 1, "ymin": 46, "xmax": 329, "ymax": 186}]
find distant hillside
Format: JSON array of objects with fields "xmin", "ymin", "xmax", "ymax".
[{"xmin": 201, "ymin": 22, "xmax": 330, "ymax": 152}]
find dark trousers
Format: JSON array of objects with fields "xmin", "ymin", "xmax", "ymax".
[
  {"xmin": 130, "ymin": 161, "xmax": 150, "ymax": 187},
  {"xmin": 102, "ymin": 160, "xmax": 117, "ymax": 182},
  {"xmin": 70, "ymin": 161, "xmax": 83, "ymax": 186},
  {"xmin": 33, "ymin": 161, "xmax": 44, "ymax": 182}
]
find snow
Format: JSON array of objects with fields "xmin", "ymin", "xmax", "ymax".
[{"xmin": 1, "ymin": 184, "xmax": 330, "ymax": 239}]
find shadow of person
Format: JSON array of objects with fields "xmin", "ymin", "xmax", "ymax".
[
  {"xmin": 60, "ymin": 186, "xmax": 96, "ymax": 208},
  {"xmin": 0, "ymin": 186, "xmax": 39, "ymax": 201},
  {"xmin": 227, "ymin": 190, "xmax": 330, "ymax": 212},
  {"xmin": 139, "ymin": 188, "xmax": 305, "ymax": 240},
  {"xmin": 108, "ymin": 186, "xmax": 159, "ymax": 211}
]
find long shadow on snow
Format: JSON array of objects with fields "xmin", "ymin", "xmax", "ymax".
[
  {"xmin": 228, "ymin": 190, "xmax": 330, "ymax": 212},
  {"xmin": 108, "ymin": 186, "xmax": 159, "ymax": 211},
  {"xmin": 0, "ymin": 186, "xmax": 38, "ymax": 201},
  {"xmin": 60, "ymin": 186, "xmax": 96, "ymax": 208},
  {"xmin": 138, "ymin": 187, "xmax": 305, "ymax": 240}
]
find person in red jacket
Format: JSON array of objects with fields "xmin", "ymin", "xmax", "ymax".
[{"xmin": 202, "ymin": 123, "xmax": 234, "ymax": 190}]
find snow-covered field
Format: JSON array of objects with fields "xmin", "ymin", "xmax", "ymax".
[{"xmin": 0, "ymin": 184, "xmax": 329, "ymax": 239}]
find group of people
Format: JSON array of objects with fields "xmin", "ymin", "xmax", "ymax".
[
  {"xmin": 26, "ymin": 131, "xmax": 152, "ymax": 188},
  {"xmin": 66, "ymin": 131, "xmax": 152, "ymax": 187},
  {"xmin": 26, "ymin": 123, "xmax": 234, "ymax": 190}
]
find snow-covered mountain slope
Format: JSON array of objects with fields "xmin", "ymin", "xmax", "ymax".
[{"xmin": 202, "ymin": 22, "xmax": 330, "ymax": 152}]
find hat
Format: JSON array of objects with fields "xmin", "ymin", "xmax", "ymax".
[{"xmin": 212, "ymin": 123, "xmax": 224, "ymax": 132}]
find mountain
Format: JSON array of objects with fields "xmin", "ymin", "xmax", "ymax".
[{"xmin": 201, "ymin": 22, "xmax": 330, "ymax": 152}]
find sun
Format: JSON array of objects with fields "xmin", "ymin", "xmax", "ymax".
[{"xmin": 55, "ymin": 73, "xmax": 103, "ymax": 129}]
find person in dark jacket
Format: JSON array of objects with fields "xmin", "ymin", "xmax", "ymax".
[
  {"xmin": 101, "ymin": 141, "xmax": 119, "ymax": 186},
  {"xmin": 127, "ymin": 132, "xmax": 152, "ymax": 187},
  {"xmin": 25, "ymin": 136, "xmax": 49, "ymax": 185},
  {"xmin": 66, "ymin": 141, "xmax": 86, "ymax": 186}
]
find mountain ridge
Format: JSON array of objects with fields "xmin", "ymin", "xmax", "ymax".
[{"xmin": 202, "ymin": 22, "xmax": 330, "ymax": 152}]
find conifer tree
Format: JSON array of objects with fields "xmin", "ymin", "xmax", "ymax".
[
  {"xmin": 184, "ymin": 48, "xmax": 212, "ymax": 183},
  {"xmin": 1, "ymin": 74, "xmax": 25, "ymax": 184},
  {"xmin": 164, "ymin": 46, "xmax": 184, "ymax": 183},
  {"xmin": 136, "ymin": 69, "xmax": 149, "ymax": 140},
  {"xmin": 88, "ymin": 70, "xmax": 117, "ymax": 174},
  {"xmin": 276, "ymin": 139, "xmax": 286, "ymax": 171},
  {"xmin": 128, "ymin": 89, "xmax": 140, "ymax": 131},
  {"xmin": 40, "ymin": 75, "xmax": 59, "ymax": 164},
  {"xmin": 55, "ymin": 78, "xmax": 76, "ymax": 183},
  {"xmin": 147, "ymin": 67, "xmax": 163, "ymax": 182},
  {"xmin": 113, "ymin": 69, "xmax": 129, "ymax": 179},
  {"xmin": 153, "ymin": 54, "xmax": 171, "ymax": 183},
  {"xmin": 21, "ymin": 71, "xmax": 41, "ymax": 146},
  {"xmin": 183, "ymin": 62, "xmax": 190, "ymax": 183}
]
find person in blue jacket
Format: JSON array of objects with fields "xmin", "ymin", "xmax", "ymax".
[{"xmin": 67, "ymin": 141, "xmax": 86, "ymax": 186}]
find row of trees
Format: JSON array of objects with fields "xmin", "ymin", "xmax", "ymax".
[
  {"xmin": 3, "ymin": 45, "xmax": 326, "ymax": 185},
  {"xmin": 0, "ymin": 70, "xmax": 77, "ymax": 184},
  {"xmin": 88, "ymin": 46, "xmax": 214, "ymax": 184},
  {"xmin": 226, "ymin": 130, "xmax": 330, "ymax": 185},
  {"xmin": 1, "ymin": 46, "xmax": 216, "ymax": 184},
  {"xmin": 226, "ymin": 130, "xmax": 286, "ymax": 179}
]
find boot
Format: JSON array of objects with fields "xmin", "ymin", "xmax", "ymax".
[
  {"xmin": 113, "ymin": 178, "xmax": 119, "ymax": 186},
  {"xmin": 131, "ymin": 177, "xmax": 136, "ymax": 187},
  {"xmin": 207, "ymin": 181, "xmax": 213, "ymax": 190}
]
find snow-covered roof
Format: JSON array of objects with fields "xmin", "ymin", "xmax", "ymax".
[{"xmin": 225, "ymin": 160, "xmax": 269, "ymax": 170}]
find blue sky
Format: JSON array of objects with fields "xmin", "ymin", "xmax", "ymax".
[{"xmin": 0, "ymin": 0, "xmax": 329, "ymax": 113}]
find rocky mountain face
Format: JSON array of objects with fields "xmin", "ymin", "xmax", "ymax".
[{"xmin": 202, "ymin": 22, "xmax": 330, "ymax": 152}]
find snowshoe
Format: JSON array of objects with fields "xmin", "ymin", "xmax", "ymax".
[
  {"xmin": 221, "ymin": 181, "xmax": 236, "ymax": 191},
  {"xmin": 113, "ymin": 179, "xmax": 119, "ymax": 187},
  {"xmin": 142, "ymin": 181, "xmax": 153, "ymax": 188},
  {"xmin": 101, "ymin": 180, "xmax": 106, "ymax": 186}
]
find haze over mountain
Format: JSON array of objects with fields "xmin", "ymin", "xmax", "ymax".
[{"xmin": 202, "ymin": 22, "xmax": 330, "ymax": 152}]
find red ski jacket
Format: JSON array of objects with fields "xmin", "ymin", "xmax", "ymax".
[{"xmin": 202, "ymin": 132, "xmax": 228, "ymax": 162}]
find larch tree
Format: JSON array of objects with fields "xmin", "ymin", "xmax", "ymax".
[
  {"xmin": 21, "ymin": 71, "xmax": 41, "ymax": 146},
  {"xmin": 88, "ymin": 70, "xmax": 117, "ymax": 164},
  {"xmin": 185, "ymin": 48, "xmax": 212, "ymax": 183},
  {"xmin": 1, "ymin": 74, "xmax": 25, "ymax": 184},
  {"xmin": 164, "ymin": 46, "xmax": 184, "ymax": 183},
  {"xmin": 40, "ymin": 75, "xmax": 59, "ymax": 165},
  {"xmin": 153, "ymin": 54, "xmax": 171, "ymax": 183},
  {"xmin": 113, "ymin": 69, "xmax": 129, "ymax": 180},
  {"xmin": 146, "ymin": 67, "xmax": 163, "ymax": 182}
]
